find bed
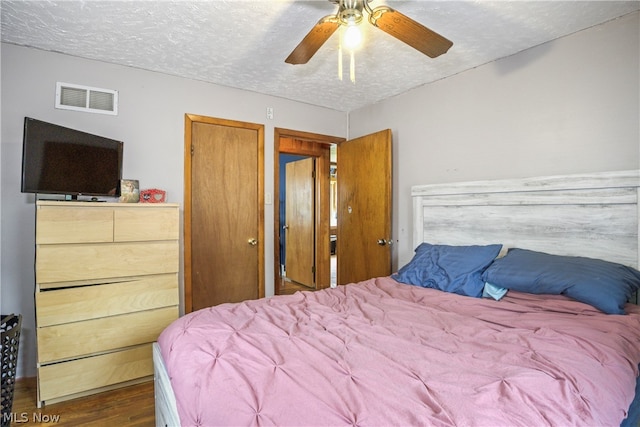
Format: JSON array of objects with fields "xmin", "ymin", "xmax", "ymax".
[{"xmin": 154, "ymin": 169, "xmax": 640, "ymax": 426}]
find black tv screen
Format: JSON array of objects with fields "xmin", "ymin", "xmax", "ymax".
[{"xmin": 21, "ymin": 117, "xmax": 123, "ymax": 198}]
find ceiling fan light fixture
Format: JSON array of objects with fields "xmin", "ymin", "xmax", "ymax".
[{"xmin": 343, "ymin": 24, "xmax": 362, "ymax": 50}]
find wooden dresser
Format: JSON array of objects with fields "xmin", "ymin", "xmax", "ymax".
[{"xmin": 34, "ymin": 201, "xmax": 180, "ymax": 407}]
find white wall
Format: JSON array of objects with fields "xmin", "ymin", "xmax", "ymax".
[
  {"xmin": 0, "ymin": 43, "xmax": 346, "ymax": 377},
  {"xmin": 349, "ymin": 12, "xmax": 640, "ymax": 271}
]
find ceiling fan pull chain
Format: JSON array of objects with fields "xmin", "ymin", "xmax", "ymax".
[
  {"xmin": 350, "ymin": 50, "xmax": 356, "ymax": 83},
  {"xmin": 338, "ymin": 39, "xmax": 343, "ymax": 81}
]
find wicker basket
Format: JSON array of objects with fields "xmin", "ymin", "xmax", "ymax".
[{"xmin": 1, "ymin": 314, "xmax": 22, "ymax": 427}]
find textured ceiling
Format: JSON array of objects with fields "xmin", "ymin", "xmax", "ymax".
[{"xmin": 2, "ymin": 1, "xmax": 639, "ymax": 112}]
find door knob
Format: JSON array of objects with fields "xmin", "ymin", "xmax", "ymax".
[
  {"xmin": 377, "ymin": 239, "xmax": 393, "ymax": 246},
  {"xmin": 282, "ymin": 225, "xmax": 289, "ymax": 230},
  {"xmin": 248, "ymin": 238, "xmax": 258, "ymax": 246}
]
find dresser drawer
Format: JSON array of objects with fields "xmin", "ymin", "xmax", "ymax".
[
  {"xmin": 36, "ymin": 206, "xmax": 113, "ymax": 244},
  {"xmin": 37, "ymin": 307, "xmax": 178, "ymax": 363},
  {"xmin": 36, "ymin": 274, "xmax": 178, "ymax": 326},
  {"xmin": 114, "ymin": 208, "xmax": 179, "ymax": 242},
  {"xmin": 36, "ymin": 241, "xmax": 179, "ymax": 283},
  {"xmin": 38, "ymin": 344, "xmax": 153, "ymax": 403}
]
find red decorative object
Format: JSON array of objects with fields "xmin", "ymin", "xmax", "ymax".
[{"xmin": 140, "ymin": 188, "xmax": 166, "ymax": 203}]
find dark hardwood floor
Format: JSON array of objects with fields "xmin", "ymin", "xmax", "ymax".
[{"xmin": 9, "ymin": 378, "xmax": 155, "ymax": 426}]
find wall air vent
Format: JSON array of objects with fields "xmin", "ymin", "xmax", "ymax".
[{"xmin": 55, "ymin": 82, "xmax": 118, "ymax": 115}]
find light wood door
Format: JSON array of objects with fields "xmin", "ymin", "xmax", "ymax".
[
  {"xmin": 186, "ymin": 115, "xmax": 264, "ymax": 311},
  {"xmin": 337, "ymin": 129, "xmax": 392, "ymax": 284},
  {"xmin": 284, "ymin": 157, "xmax": 315, "ymax": 287}
]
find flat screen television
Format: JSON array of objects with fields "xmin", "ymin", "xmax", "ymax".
[{"xmin": 21, "ymin": 117, "xmax": 123, "ymax": 199}]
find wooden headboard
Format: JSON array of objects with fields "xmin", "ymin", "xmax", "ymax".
[{"xmin": 412, "ymin": 170, "xmax": 640, "ymax": 269}]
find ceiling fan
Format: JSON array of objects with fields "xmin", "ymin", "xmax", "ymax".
[{"xmin": 285, "ymin": 0, "xmax": 453, "ymax": 65}]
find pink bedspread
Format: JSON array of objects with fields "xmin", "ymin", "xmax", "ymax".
[{"xmin": 158, "ymin": 277, "xmax": 640, "ymax": 426}]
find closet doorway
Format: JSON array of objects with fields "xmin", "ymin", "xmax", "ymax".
[{"xmin": 274, "ymin": 129, "xmax": 344, "ymax": 295}]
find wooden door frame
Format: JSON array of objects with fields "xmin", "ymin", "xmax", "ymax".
[
  {"xmin": 185, "ymin": 114, "xmax": 265, "ymax": 313},
  {"xmin": 274, "ymin": 128, "xmax": 344, "ymax": 293}
]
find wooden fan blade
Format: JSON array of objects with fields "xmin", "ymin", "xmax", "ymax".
[
  {"xmin": 369, "ymin": 6, "xmax": 452, "ymax": 58},
  {"xmin": 285, "ymin": 16, "xmax": 340, "ymax": 65}
]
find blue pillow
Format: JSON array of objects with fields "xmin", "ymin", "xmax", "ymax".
[
  {"xmin": 392, "ymin": 243, "xmax": 502, "ymax": 298},
  {"xmin": 481, "ymin": 248, "xmax": 640, "ymax": 314}
]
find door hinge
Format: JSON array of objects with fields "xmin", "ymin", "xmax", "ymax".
[
  {"xmin": 191, "ymin": 145, "xmax": 195, "ymax": 156},
  {"xmin": 311, "ymin": 266, "xmax": 315, "ymax": 274}
]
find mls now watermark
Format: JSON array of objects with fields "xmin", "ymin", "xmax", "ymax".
[{"xmin": 4, "ymin": 412, "xmax": 61, "ymax": 423}]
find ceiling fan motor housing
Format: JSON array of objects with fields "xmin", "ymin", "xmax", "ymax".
[{"xmin": 338, "ymin": 0, "xmax": 367, "ymax": 25}]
